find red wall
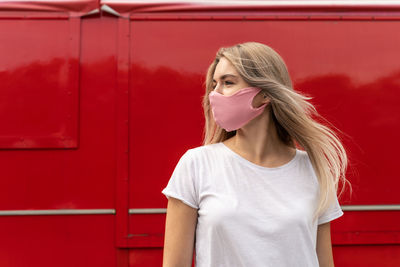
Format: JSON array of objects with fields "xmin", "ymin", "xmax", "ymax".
[{"xmin": 0, "ymin": 1, "xmax": 400, "ymax": 266}]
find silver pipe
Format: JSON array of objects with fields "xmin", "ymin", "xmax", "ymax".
[
  {"xmin": 1, "ymin": 205, "xmax": 399, "ymax": 216},
  {"xmin": 129, "ymin": 208, "xmax": 167, "ymax": 214},
  {"xmin": 0, "ymin": 209, "xmax": 115, "ymax": 216},
  {"xmin": 341, "ymin": 204, "xmax": 400, "ymax": 211}
]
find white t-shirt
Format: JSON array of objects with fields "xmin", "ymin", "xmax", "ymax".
[{"xmin": 162, "ymin": 142, "xmax": 344, "ymax": 267}]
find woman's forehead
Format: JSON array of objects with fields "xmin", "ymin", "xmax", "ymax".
[{"xmin": 214, "ymin": 58, "xmax": 238, "ymax": 78}]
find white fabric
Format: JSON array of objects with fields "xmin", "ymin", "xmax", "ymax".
[{"xmin": 162, "ymin": 142, "xmax": 344, "ymax": 267}]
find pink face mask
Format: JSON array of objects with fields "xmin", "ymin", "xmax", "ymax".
[{"xmin": 209, "ymin": 87, "xmax": 268, "ymax": 132}]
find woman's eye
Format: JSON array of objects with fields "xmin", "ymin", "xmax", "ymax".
[{"xmin": 212, "ymin": 81, "xmax": 233, "ymax": 89}]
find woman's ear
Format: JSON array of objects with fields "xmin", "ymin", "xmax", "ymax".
[
  {"xmin": 263, "ymin": 96, "xmax": 271, "ymax": 105},
  {"xmin": 262, "ymin": 92, "xmax": 271, "ymax": 103}
]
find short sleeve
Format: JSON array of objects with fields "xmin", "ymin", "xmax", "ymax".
[
  {"xmin": 161, "ymin": 149, "xmax": 199, "ymax": 209},
  {"xmin": 318, "ymin": 193, "xmax": 344, "ymax": 225}
]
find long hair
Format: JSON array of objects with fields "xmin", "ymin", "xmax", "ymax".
[{"xmin": 201, "ymin": 42, "xmax": 352, "ymax": 224}]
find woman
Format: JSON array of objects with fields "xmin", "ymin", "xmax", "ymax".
[{"xmin": 161, "ymin": 42, "xmax": 351, "ymax": 267}]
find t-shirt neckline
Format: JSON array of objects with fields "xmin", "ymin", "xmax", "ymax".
[{"xmin": 219, "ymin": 142, "xmax": 299, "ymax": 172}]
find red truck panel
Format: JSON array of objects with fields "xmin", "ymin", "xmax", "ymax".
[{"xmin": 1, "ymin": 1, "xmax": 400, "ymax": 266}]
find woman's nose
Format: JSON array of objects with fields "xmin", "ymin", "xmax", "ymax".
[{"xmin": 213, "ymin": 83, "xmax": 222, "ymax": 94}]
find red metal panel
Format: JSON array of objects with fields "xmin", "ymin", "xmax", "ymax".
[
  {"xmin": 0, "ymin": 1, "xmax": 123, "ymax": 266},
  {"xmin": 0, "ymin": 215, "xmax": 116, "ymax": 267},
  {"xmin": 126, "ymin": 15, "xmax": 400, "ymax": 255},
  {"xmin": 0, "ymin": 17, "xmax": 80, "ymax": 149},
  {"xmin": 0, "ymin": 14, "xmax": 116, "ymax": 210},
  {"xmin": 0, "ymin": 0, "xmax": 98, "ymax": 15},
  {"xmin": 115, "ymin": 16, "xmax": 131, "ymax": 248},
  {"xmin": 334, "ymin": 245, "xmax": 400, "ymax": 267},
  {"xmin": 333, "ymin": 212, "xmax": 400, "ymax": 245},
  {"xmin": 1, "ymin": 1, "xmax": 400, "ymax": 266},
  {"xmin": 102, "ymin": 0, "xmax": 400, "ymax": 15},
  {"xmin": 128, "ymin": 214, "xmax": 165, "ymax": 248},
  {"xmin": 0, "ymin": 10, "xmax": 119, "ymax": 267},
  {"xmin": 128, "ymin": 248, "xmax": 163, "ymax": 267}
]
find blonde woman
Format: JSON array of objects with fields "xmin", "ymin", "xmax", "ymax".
[{"xmin": 162, "ymin": 42, "xmax": 351, "ymax": 267}]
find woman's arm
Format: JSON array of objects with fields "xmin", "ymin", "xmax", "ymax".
[
  {"xmin": 316, "ymin": 222, "xmax": 335, "ymax": 267},
  {"xmin": 162, "ymin": 196, "xmax": 198, "ymax": 267}
]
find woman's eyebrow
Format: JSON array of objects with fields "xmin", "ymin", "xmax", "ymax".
[{"xmin": 212, "ymin": 74, "xmax": 238, "ymax": 82}]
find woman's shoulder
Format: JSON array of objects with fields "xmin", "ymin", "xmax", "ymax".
[
  {"xmin": 186, "ymin": 142, "xmax": 223, "ymax": 157},
  {"xmin": 296, "ymin": 148, "xmax": 308, "ymax": 158},
  {"xmin": 180, "ymin": 143, "xmax": 224, "ymax": 165},
  {"xmin": 173, "ymin": 143, "xmax": 223, "ymax": 172},
  {"xmin": 294, "ymin": 148, "xmax": 318, "ymax": 178},
  {"xmin": 295, "ymin": 148, "xmax": 311, "ymax": 165}
]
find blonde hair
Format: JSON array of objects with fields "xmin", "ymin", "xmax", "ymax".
[{"xmin": 201, "ymin": 42, "xmax": 352, "ymax": 224}]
